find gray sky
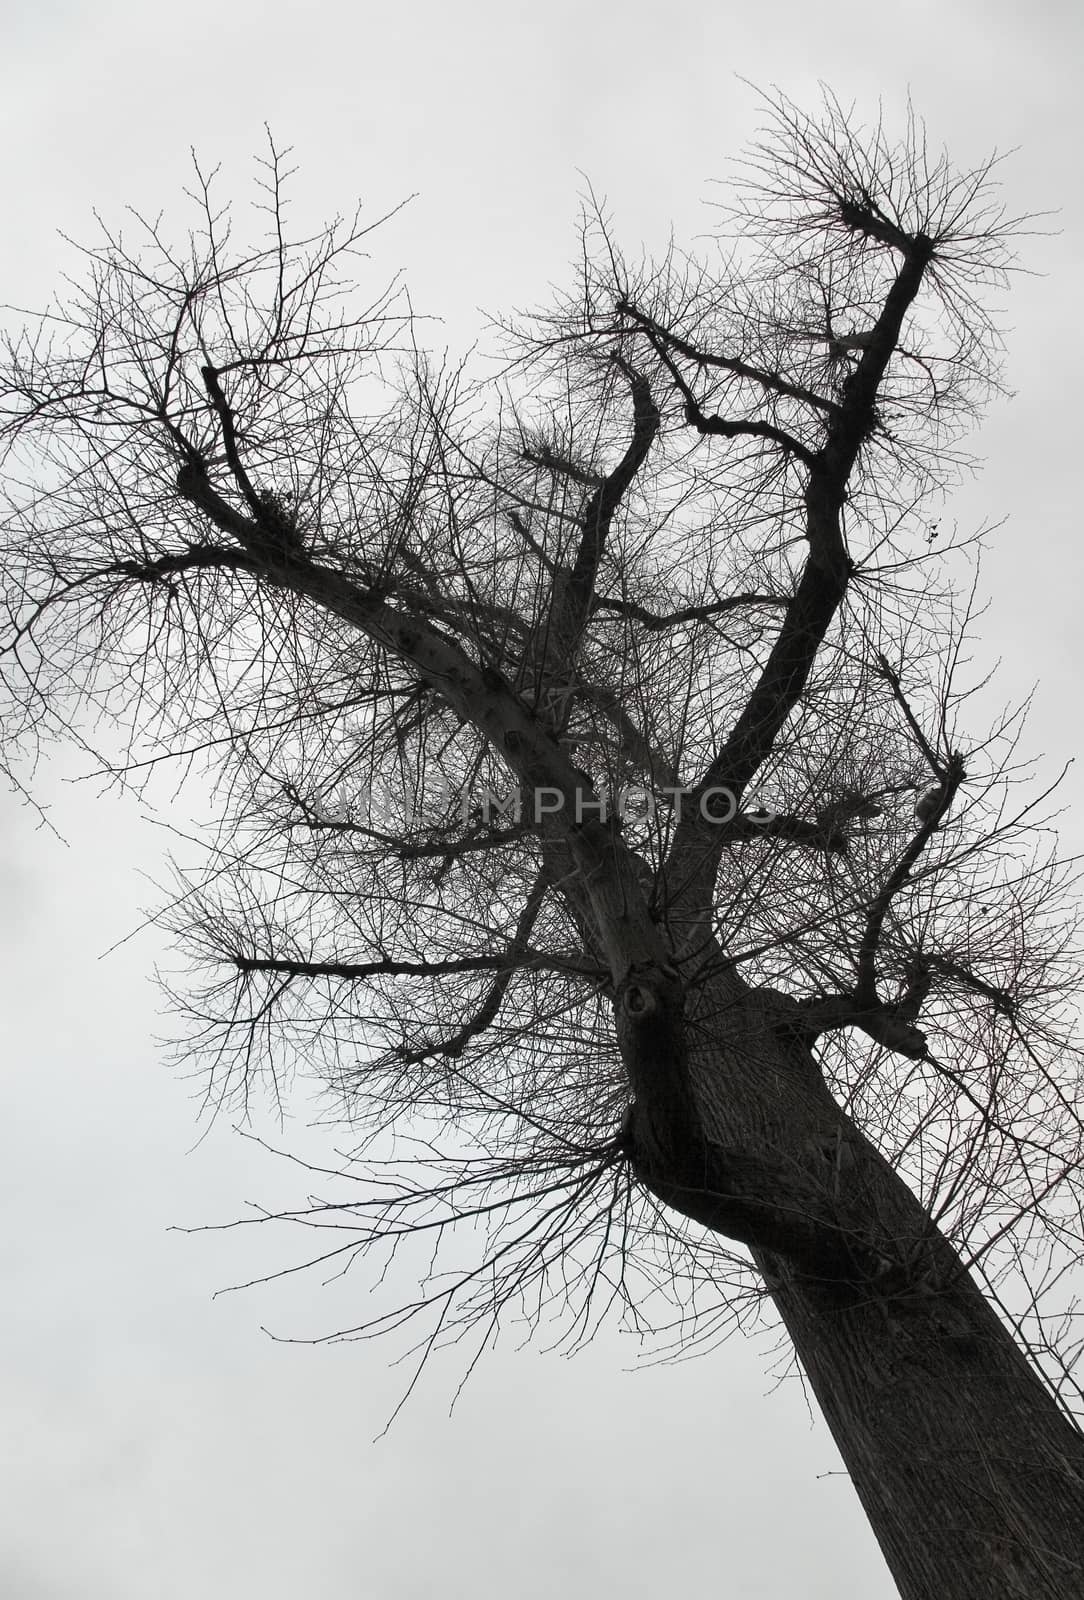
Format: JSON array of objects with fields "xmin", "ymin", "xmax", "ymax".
[{"xmin": 2, "ymin": 2, "xmax": 1083, "ymax": 1596}]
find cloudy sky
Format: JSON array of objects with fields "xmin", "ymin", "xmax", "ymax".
[{"xmin": 2, "ymin": 2, "xmax": 1083, "ymax": 1596}]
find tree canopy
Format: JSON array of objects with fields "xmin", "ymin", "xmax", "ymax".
[{"xmin": 3, "ymin": 96, "xmax": 1084, "ymax": 1586}]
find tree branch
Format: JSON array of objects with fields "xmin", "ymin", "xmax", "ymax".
[
  {"xmin": 663, "ymin": 234, "xmax": 936, "ymax": 925},
  {"xmin": 877, "ymin": 652, "xmax": 949, "ymax": 778},
  {"xmin": 397, "ymin": 867, "xmax": 557, "ymax": 1062},
  {"xmin": 198, "ymin": 364, "xmax": 265, "ymax": 522},
  {"xmin": 682, "ymin": 397, "xmax": 818, "ymax": 468},
  {"xmin": 797, "ymin": 993, "xmax": 929, "ymax": 1060},
  {"xmin": 854, "ymin": 752, "xmax": 965, "ymax": 1007},
  {"xmin": 232, "ymin": 946, "xmax": 599, "ymax": 982},
  {"xmin": 174, "ymin": 463, "xmax": 670, "ymax": 983},
  {"xmin": 553, "ymin": 355, "xmax": 660, "ymax": 656},
  {"xmin": 591, "ymin": 591, "xmax": 787, "ymax": 628},
  {"xmin": 521, "ymin": 442, "xmax": 605, "ymax": 487},
  {"xmin": 639, "ymin": 328, "xmax": 817, "ymax": 467},
  {"xmin": 615, "ymin": 299, "xmax": 840, "ymax": 415}
]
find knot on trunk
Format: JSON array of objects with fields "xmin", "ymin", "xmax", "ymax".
[
  {"xmin": 616, "ymin": 962, "xmax": 683, "ymax": 1025},
  {"xmin": 613, "ymin": 964, "xmax": 693, "ymax": 1174},
  {"xmin": 623, "ymin": 981, "xmax": 657, "ymax": 1019}
]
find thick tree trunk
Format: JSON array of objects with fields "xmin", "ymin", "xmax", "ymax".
[
  {"xmin": 761, "ymin": 1241, "xmax": 1084, "ymax": 1600},
  {"xmin": 621, "ymin": 970, "xmax": 1084, "ymax": 1599}
]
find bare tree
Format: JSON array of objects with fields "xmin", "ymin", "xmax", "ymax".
[{"xmin": 3, "ymin": 93, "xmax": 1084, "ymax": 1599}]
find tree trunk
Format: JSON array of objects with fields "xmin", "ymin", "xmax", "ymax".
[
  {"xmin": 761, "ymin": 1241, "xmax": 1084, "ymax": 1600},
  {"xmin": 622, "ymin": 970, "xmax": 1084, "ymax": 1599}
]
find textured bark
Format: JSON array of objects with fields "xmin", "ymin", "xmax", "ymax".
[
  {"xmin": 764, "ymin": 1244, "xmax": 1084, "ymax": 1600},
  {"xmin": 621, "ymin": 972, "xmax": 1084, "ymax": 1600}
]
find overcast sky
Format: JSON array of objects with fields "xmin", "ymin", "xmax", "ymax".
[{"xmin": 2, "ymin": 3, "xmax": 1083, "ymax": 1597}]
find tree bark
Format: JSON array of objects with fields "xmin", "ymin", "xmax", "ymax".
[
  {"xmin": 763, "ymin": 1241, "xmax": 1084, "ymax": 1600},
  {"xmin": 622, "ymin": 971, "xmax": 1084, "ymax": 1600}
]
